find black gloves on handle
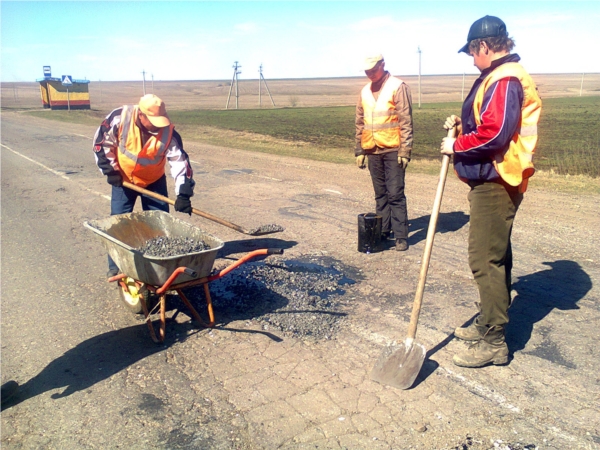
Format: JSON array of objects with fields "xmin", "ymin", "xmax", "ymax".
[
  {"xmin": 106, "ymin": 173, "xmax": 123, "ymax": 187},
  {"xmin": 174, "ymin": 194, "xmax": 192, "ymax": 215}
]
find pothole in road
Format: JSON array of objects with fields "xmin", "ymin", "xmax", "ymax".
[{"xmin": 184, "ymin": 255, "xmax": 362, "ymax": 340}]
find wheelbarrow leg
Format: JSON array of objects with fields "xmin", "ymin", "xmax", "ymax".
[
  {"xmin": 159, "ymin": 294, "xmax": 166, "ymax": 341},
  {"xmin": 140, "ymin": 293, "xmax": 166, "ymax": 344},
  {"xmin": 176, "ymin": 287, "xmax": 215, "ymax": 328},
  {"xmin": 204, "ymin": 284, "xmax": 215, "ymax": 326}
]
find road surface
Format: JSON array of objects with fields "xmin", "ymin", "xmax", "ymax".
[{"xmin": 2, "ymin": 111, "xmax": 599, "ymax": 449}]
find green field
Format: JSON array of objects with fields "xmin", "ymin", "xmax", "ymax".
[{"xmin": 26, "ymin": 97, "xmax": 600, "ymax": 177}]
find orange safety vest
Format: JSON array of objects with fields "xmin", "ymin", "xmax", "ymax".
[
  {"xmin": 360, "ymin": 76, "xmax": 404, "ymax": 150},
  {"xmin": 117, "ymin": 105, "xmax": 174, "ymax": 187},
  {"xmin": 473, "ymin": 62, "xmax": 542, "ymax": 193}
]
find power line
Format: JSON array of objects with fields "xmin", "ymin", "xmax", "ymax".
[
  {"xmin": 258, "ymin": 64, "xmax": 276, "ymax": 107},
  {"xmin": 417, "ymin": 46, "xmax": 422, "ymax": 109},
  {"xmin": 226, "ymin": 61, "xmax": 242, "ymax": 109}
]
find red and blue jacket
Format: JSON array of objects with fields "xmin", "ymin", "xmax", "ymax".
[{"xmin": 453, "ymin": 54, "xmax": 524, "ymax": 182}]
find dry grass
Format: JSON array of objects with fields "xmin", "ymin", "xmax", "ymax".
[
  {"xmin": 3, "ymin": 73, "xmax": 599, "ymax": 113},
  {"xmin": 6, "ymin": 74, "xmax": 599, "ymax": 194}
]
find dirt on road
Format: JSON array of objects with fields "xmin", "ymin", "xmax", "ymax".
[{"xmin": 1, "ymin": 112, "xmax": 599, "ymax": 449}]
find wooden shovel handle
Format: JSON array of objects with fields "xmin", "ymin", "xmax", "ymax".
[
  {"xmin": 406, "ymin": 127, "xmax": 456, "ymax": 340},
  {"xmin": 121, "ymin": 181, "xmax": 248, "ymax": 234}
]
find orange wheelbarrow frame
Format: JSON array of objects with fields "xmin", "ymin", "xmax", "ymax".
[{"xmin": 109, "ymin": 248, "xmax": 283, "ymax": 343}]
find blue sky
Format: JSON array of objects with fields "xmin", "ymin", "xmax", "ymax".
[{"xmin": 2, "ymin": 1, "xmax": 599, "ymax": 82}]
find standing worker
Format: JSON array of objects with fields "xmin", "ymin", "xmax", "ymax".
[
  {"xmin": 93, "ymin": 94, "xmax": 196, "ymax": 278},
  {"xmin": 440, "ymin": 16, "xmax": 542, "ymax": 367},
  {"xmin": 355, "ymin": 54, "xmax": 414, "ymax": 251}
]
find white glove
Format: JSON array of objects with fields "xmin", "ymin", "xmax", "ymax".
[
  {"xmin": 398, "ymin": 156, "xmax": 409, "ymax": 169},
  {"xmin": 356, "ymin": 155, "xmax": 366, "ymax": 169},
  {"xmin": 444, "ymin": 115, "xmax": 462, "ymax": 135},
  {"xmin": 440, "ymin": 137, "xmax": 456, "ymax": 155}
]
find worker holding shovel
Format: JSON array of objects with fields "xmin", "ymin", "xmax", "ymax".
[
  {"xmin": 93, "ymin": 94, "xmax": 196, "ymax": 278},
  {"xmin": 440, "ymin": 16, "xmax": 542, "ymax": 367}
]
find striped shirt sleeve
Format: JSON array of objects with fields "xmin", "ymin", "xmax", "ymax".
[{"xmin": 454, "ymin": 77, "xmax": 524, "ymax": 159}]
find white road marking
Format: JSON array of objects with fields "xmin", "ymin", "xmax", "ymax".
[
  {"xmin": 1, "ymin": 143, "xmax": 111, "ymax": 201},
  {"xmin": 354, "ymin": 322, "xmax": 583, "ymax": 443},
  {"xmin": 324, "ymin": 189, "xmax": 342, "ymax": 195},
  {"xmin": 439, "ymin": 367, "xmax": 521, "ymax": 412}
]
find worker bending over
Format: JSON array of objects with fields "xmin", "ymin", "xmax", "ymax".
[{"xmin": 93, "ymin": 94, "xmax": 196, "ymax": 278}]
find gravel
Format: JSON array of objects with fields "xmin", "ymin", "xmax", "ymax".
[
  {"xmin": 137, "ymin": 236, "xmax": 210, "ymax": 257},
  {"xmin": 247, "ymin": 224, "xmax": 285, "ymax": 235},
  {"xmin": 448, "ymin": 437, "xmax": 538, "ymax": 450},
  {"xmin": 186, "ymin": 255, "xmax": 358, "ymax": 339}
]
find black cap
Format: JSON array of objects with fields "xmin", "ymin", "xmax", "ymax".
[{"xmin": 458, "ymin": 15, "xmax": 508, "ymax": 53}]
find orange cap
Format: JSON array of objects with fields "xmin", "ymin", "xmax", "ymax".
[{"xmin": 139, "ymin": 94, "xmax": 170, "ymax": 127}]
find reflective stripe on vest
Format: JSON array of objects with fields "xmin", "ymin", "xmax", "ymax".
[
  {"xmin": 117, "ymin": 105, "xmax": 174, "ymax": 187},
  {"xmin": 360, "ymin": 76, "xmax": 403, "ymax": 150},
  {"xmin": 473, "ymin": 62, "xmax": 542, "ymax": 192}
]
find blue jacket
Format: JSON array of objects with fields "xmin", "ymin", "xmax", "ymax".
[{"xmin": 453, "ymin": 54, "xmax": 524, "ymax": 182}]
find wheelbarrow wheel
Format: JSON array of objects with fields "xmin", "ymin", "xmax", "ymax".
[{"xmin": 118, "ymin": 277, "xmax": 150, "ymax": 314}]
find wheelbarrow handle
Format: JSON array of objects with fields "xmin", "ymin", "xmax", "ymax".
[
  {"xmin": 122, "ymin": 181, "xmax": 249, "ymax": 234},
  {"xmin": 155, "ymin": 267, "xmax": 198, "ymax": 295},
  {"xmin": 207, "ymin": 249, "xmax": 283, "ymax": 282}
]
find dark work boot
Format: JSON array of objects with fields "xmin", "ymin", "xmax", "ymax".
[
  {"xmin": 395, "ymin": 238, "xmax": 408, "ymax": 251},
  {"xmin": 454, "ymin": 315, "xmax": 486, "ymax": 341},
  {"xmin": 453, "ymin": 326, "xmax": 509, "ymax": 368}
]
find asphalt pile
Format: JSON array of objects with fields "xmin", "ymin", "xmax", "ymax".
[
  {"xmin": 137, "ymin": 236, "xmax": 210, "ymax": 257},
  {"xmin": 192, "ymin": 257, "xmax": 354, "ymax": 339},
  {"xmin": 247, "ymin": 224, "xmax": 285, "ymax": 235},
  {"xmin": 450, "ymin": 436, "xmax": 538, "ymax": 450}
]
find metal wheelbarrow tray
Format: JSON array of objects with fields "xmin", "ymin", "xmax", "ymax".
[
  {"xmin": 84, "ymin": 210, "xmax": 224, "ymax": 287},
  {"xmin": 84, "ymin": 210, "xmax": 283, "ymax": 343}
]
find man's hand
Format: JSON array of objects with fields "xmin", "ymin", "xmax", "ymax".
[
  {"xmin": 106, "ymin": 173, "xmax": 123, "ymax": 187},
  {"xmin": 440, "ymin": 137, "xmax": 456, "ymax": 155},
  {"xmin": 444, "ymin": 115, "xmax": 462, "ymax": 135},
  {"xmin": 174, "ymin": 195, "xmax": 192, "ymax": 215},
  {"xmin": 398, "ymin": 156, "xmax": 409, "ymax": 169},
  {"xmin": 356, "ymin": 155, "xmax": 366, "ymax": 169}
]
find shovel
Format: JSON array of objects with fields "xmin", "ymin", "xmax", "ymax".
[
  {"xmin": 370, "ymin": 127, "xmax": 456, "ymax": 389},
  {"xmin": 121, "ymin": 181, "xmax": 284, "ymax": 236}
]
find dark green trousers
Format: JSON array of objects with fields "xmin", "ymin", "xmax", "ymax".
[{"xmin": 467, "ymin": 181, "xmax": 523, "ymax": 328}]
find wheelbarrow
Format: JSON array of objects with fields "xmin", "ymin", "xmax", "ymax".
[{"xmin": 84, "ymin": 210, "xmax": 283, "ymax": 343}]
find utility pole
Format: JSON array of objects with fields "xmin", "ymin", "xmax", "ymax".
[
  {"xmin": 461, "ymin": 72, "xmax": 465, "ymax": 101},
  {"xmin": 580, "ymin": 72, "xmax": 585, "ymax": 97},
  {"xmin": 226, "ymin": 61, "xmax": 242, "ymax": 109},
  {"xmin": 142, "ymin": 70, "xmax": 146, "ymax": 95},
  {"xmin": 258, "ymin": 64, "xmax": 276, "ymax": 107},
  {"xmin": 151, "ymin": 73, "xmax": 154, "ymax": 94},
  {"xmin": 417, "ymin": 46, "xmax": 422, "ymax": 108}
]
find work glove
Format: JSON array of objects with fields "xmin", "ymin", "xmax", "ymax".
[
  {"xmin": 443, "ymin": 115, "xmax": 462, "ymax": 135},
  {"xmin": 440, "ymin": 137, "xmax": 456, "ymax": 155},
  {"xmin": 106, "ymin": 173, "xmax": 123, "ymax": 187},
  {"xmin": 356, "ymin": 155, "xmax": 366, "ymax": 169},
  {"xmin": 174, "ymin": 194, "xmax": 192, "ymax": 215},
  {"xmin": 398, "ymin": 156, "xmax": 409, "ymax": 169}
]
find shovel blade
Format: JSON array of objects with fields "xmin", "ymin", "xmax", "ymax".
[
  {"xmin": 246, "ymin": 224, "xmax": 285, "ymax": 236},
  {"xmin": 370, "ymin": 340, "xmax": 426, "ymax": 390}
]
